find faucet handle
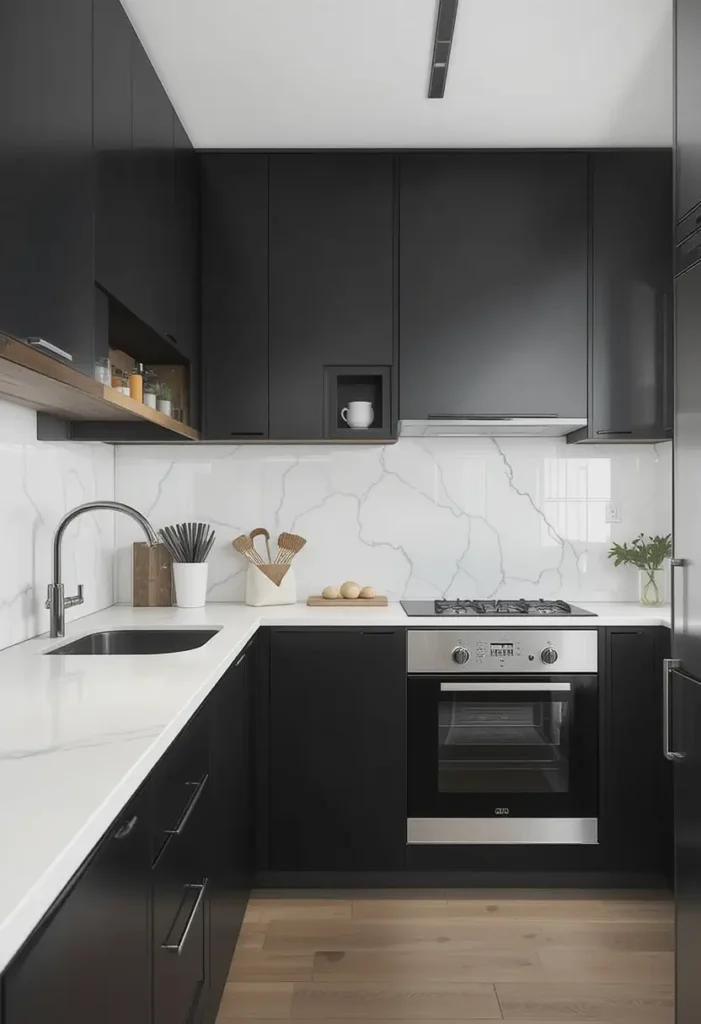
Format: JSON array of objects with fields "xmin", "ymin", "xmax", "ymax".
[{"xmin": 65, "ymin": 585, "xmax": 84, "ymax": 609}]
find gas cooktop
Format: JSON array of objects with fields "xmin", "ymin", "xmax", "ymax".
[{"xmin": 400, "ymin": 598, "xmax": 597, "ymax": 617}]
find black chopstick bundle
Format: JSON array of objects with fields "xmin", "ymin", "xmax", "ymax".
[{"xmin": 159, "ymin": 522, "xmax": 216, "ymax": 563}]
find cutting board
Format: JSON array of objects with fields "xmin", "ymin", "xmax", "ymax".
[{"xmin": 306, "ymin": 595, "xmax": 389, "ymax": 607}]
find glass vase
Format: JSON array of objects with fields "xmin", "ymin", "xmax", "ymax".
[{"xmin": 638, "ymin": 568, "xmax": 664, "ymax": 606}]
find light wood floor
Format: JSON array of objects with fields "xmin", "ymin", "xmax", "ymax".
[{"xmin": 216, "ymin": 890, "xmax": 674, "ymax": 1022}]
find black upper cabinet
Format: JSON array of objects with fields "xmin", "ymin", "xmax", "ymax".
[
  {"xmin": 0, "ymin": 0, "xmax": 95, "ymax": 375},
  {"xmin": 201, "ymin": 155, "xmax": 269, "ymax": 439},
  {"xmin": 4, "ymin": 787, "xmax": 152, "ymax": 1024},
  {"xmin": 269, "ymin": 629, "xmax": 406, "ymax": 872},
  {"xmin": 268, "ymin": 154, "xmax": 395, "ymax": 439},
  {"xmin": 173, "ymin": 116, "xmax": 199, "ymax": 361},
  {"xmin": 676, "ymin": 0, "xmax": 701, "ymax": 227},
  {"xmin": 130, "ymin": 42, "xmax": 176, "ymax": 340},
  {"xmin": 399, "ymin": 153, "xmax": 588, "ymax": 421},
  {"xmin": 94, "ymin": 0, "xmax": 134, "ymax": 312},
  {"xmin": 570, "ymin": 152, "xmax": 673, "ymax": 444}
]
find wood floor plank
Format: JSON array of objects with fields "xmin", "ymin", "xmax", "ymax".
[
  {"xmin": 351, "ymin": 898, "xmax": 673, "ymax": 924},
  {"xmin": 217, "ymin": 981, "xmax": 294, "ymax": 1019},
  {"xmin": 248, "ymin": 898, "xmax": 353, "ymax": 923},
  {"xmin": 290, "ymin": 981, "xmax": 502, "ymax": 1019},
  {"xmin": 312, "ymin": 948, "xmax": 545, "ymax": 983},
  {"xmin": 538, "ymin": 948, "xmax": 674, "ymax": 984},
  {"xmin": 228, "ymin": 948, "xmax": 315, "ymax": 982},
  {"xmin": 496, "ymin": 982, "xmax": 674, "ymax": 1022}
]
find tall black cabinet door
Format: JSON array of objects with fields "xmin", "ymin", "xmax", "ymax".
[
  {"xmin": 130, "ymin": 40, "xmax": 175, "ymax": 339},
  {"xmin": 94, "ymin": 0, "xmax": 134, "ymax": 309},
  {"xmin": 269, "ymin": 154, "xmax": 395, "ymax": 439},
  {"xmin": 673, "ymin": 669, "xmax": 701, "ymax": 1024},
  {"xmin": 589, "ymin": 152, "xmax": 673, "ymax": 441},
  {"xmin": 4, "ymin": 790, "xmax": 152, "ymax": 1024},
  {"xmin": 0, "ymin": 0, "xmax": 95, "ymax": 375},
  {"xmin": 399, "ymin": 153, "xmax": 587, "ymax": 420},
  {"xmin": 269, "ymin": 629, "xmax": 406, "ymax": 871},
  {"xmin": 201, "ymin": 155, "xmax": 269, "ymax": 439},
  {"xmin": 676, "ymin": 0, "xmax": 701, "ymax": 224},
  {"xmin": 207, "ymin": 650, "xmax": 253, "ymax": 1013},
  {"xmin": 174, "ymin": 115, "xmax": 200, "ymax": 424}
]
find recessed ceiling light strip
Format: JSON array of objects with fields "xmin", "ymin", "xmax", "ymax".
[{"xmin": 428, "ymin": 0, "xmax": 459, "ymax": 99}]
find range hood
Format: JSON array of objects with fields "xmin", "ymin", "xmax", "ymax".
[{"xmin": 399, "ymin": 416, "xmax": 587, "ymax": 438}]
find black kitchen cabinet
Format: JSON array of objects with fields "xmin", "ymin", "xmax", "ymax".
[
  {"xmin": 130, "ymin": 41, "xmax": 176, "ymax": 341},
  {"xmin": 268, "ymin": 154, "xmax": 395, "ymax": 439},
  {"xmin": 399, "ymin": 152, "xmax": 588, "ymax": 421},
  {"xmin": 173, "ymin": 116, "xmax": 199, "ymax": 362},
  {"xmin": 201, "ymin": 155, "xmax": 269, "ymax": 439},
  {"xmin": 268, "ymin": 629, "xmax": 406, "ymax": 872},
  {"xmin": 94, "ymin": 0, "xmax": 134, "ymax": 314},
  {"xmin": 206, "ymin": 646, "xmax": 254, "ymax": 1015},
  {"xmin": 0, "ymin": 0, "xmax": 96, "ymax": 376},
  {"xmin": 605, "ymin": 627, "xmax": 672, "ymax": 876},
  {"xmin": 569, "ymin": 152, "xmax": 673, "ymax": 444},
  {"xmin": 676, "ymin": 0, "xmax": 701, "ymax": 227},
  {"xmin": 4, "ymin": 786, "xmax": 152, "ymax": 1024}
]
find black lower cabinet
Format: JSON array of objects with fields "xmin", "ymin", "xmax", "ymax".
[
  {"xmin": 605, "ymin": 627, "xmax": 672, "ymax": 877},
  {"xmin": 267, "ymin": 628, "xmax": 406, "ymax": 873},
  {"xmin": 205, "ymin": 646, "xmax": 254, "ymax": 1017},
  {"xmin": 3, "ymin": 786, "xmax": 152, "ymax": 1024}
]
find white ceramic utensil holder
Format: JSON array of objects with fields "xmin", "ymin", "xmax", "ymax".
[
  {"xmin": 173, "ymin": 563, "xmax": 209, "ymax": 608},
  {"xmin": 245, "ymin": 564, "xmax": 297, "ymax": 606}
]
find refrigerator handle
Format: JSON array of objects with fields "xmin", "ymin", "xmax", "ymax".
[
  {"xmin": 671, "ymin": 558, "xmax": 686, "ymax": 637},
  {"xmin": 663, "ymin": 658, "xmax": 685, "ymax": 761}
]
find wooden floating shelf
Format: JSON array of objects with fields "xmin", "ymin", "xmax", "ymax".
[{"xmin": 0, "ymin": 333, "xmax": 199, "ymax": 441}]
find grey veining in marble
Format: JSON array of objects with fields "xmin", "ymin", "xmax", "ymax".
[
  {"xmin": 0, "ymin": 399, "xmax": 115, "ymax": 650},
  {"xmin": 115, "ymin": 437, "xmax": 671, "ymax": 603}
]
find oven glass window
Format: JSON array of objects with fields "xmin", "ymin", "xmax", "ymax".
[{"xmin": 438, "ymin": 693, "xmax": 570, "ymax": 794}]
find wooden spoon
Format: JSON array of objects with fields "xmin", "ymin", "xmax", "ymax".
[{"xmin": 250, "ymin": 527, "xmax": 272, "ymax": 564}]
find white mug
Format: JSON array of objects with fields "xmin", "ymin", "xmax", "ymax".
[{"xmin": 341, "ymin": 401, "xmax": 374, "ymax": 430}]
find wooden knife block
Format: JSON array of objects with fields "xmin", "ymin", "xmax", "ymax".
[{"xmin": 132, "ymin": 542, "xmax": 174, "ymax": 607}]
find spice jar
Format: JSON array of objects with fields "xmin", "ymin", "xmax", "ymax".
[{"xmin": 129, "ymin": 363, "xmax": 144, "ymax": 402}]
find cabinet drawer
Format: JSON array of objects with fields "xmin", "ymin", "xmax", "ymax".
[
  {"xmin": 151, "ymin": 710, "xmax": 209, "ymax": 863},
  {"xmin": 153, "ymin": 829, "xmax": 208, "ymax": 1024}
]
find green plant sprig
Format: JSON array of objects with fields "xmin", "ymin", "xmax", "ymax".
[{"xmin": 608, "ymin": 533, "xmax": 671, "ymax": 571}]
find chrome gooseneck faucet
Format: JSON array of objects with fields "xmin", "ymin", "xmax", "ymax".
[{"xmin": 47, "ymin": 501, "xmax": 159, "ymax": 638}]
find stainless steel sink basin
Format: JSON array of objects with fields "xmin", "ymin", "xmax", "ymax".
[{"xmin": 46, "ymin": 628, "xmax": 221, "ymax": 656}]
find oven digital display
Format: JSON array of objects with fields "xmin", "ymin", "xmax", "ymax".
[{"xmin": 490, "ymin": 642, "xmax": 514, "ymax": 657}]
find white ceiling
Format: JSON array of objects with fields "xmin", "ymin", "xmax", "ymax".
[{"xmin": 121, "ymin": 0, "xmax": 673, "ymax": 149}]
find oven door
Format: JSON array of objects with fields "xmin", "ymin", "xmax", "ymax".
[{"xmin": 407, "ymin": 674, "xmax": 598, "ymax": 843}]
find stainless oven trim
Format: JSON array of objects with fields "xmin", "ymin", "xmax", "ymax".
[
  {"xmin": 408, "ymin": 628, "xmax": 598, "ymax": 674},
  {"xmin": 440, "ymin": 681, "xmax": 571, "ymax": 692},
  {"xmin": 407, "ymin": 817, "xmax": 598, "ymax": 845}
]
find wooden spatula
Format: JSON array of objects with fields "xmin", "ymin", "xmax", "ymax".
[
  {"xmin": 232, "ymin": 534, "xmax": 264, "ymax": 565},
  {"xmin": 250, "ymin": 527, "xmax": 272, "ymax": 564},
  {"xmin": 275, "ymin": 532, "xmax": 307, "ymax": 564}
]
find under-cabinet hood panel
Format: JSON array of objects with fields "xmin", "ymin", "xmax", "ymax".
[{"xmin": 399, "ymin": 418, "xmax": 587, "ymax": 438}]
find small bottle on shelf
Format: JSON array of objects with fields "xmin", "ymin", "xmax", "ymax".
[{"xmin": 129, "ymin": 363, "xmax": 144, "ymax": 402}]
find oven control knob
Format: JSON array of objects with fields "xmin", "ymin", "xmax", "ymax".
[
  {"xmin": 540, "ymin": 647, "xmax": 558, "ymax": 665},
  {"xmin": 451, "ymin": 646, "xmax": 470, "ymax": 665}
]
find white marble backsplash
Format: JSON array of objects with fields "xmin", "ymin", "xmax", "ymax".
[
  {"xmin": 0, "ymin": 399, "xmax": 115, "ymax": 649},
  {"xmin": 114, "ymin": 437, "xmax": 672, "ymax": 604}
]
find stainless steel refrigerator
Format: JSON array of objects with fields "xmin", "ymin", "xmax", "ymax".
[{"xmin": 673, "ymin": 0, "xmax": 701, "ymax": 1018}]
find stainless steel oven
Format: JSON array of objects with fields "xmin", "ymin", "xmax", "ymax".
[{"xmin": 407, "ymin": 629, "xmax": 599, "ymax": 844}]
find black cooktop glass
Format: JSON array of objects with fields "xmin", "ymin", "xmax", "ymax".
[{"xmin": 400, "ymin": 598, "xmax": 597, "ymax": 617}]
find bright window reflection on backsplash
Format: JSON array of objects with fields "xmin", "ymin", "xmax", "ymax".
[{"xmin": 542, "ymin": 458, "xmax": 612, "ymax": 545}]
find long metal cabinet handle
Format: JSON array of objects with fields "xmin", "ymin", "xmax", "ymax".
[
  {"xmin": 165, "ymin": 773, "xmax": 209, "ymax": 836},
  {"xmin": 162, "ymin": 880, "xmax": 208, "ymax": 955},
  {"xmin": 663, "ymin": 658, "xmax": 684, "ymax": 761},
  {"xmin": 440, "ymin": 682, "xmax": 571, "ymax": 693}
]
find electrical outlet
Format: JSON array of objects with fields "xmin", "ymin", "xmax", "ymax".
[{"xmin": 605, "ymin": 503, "xmax": 621, "ymax": 524}]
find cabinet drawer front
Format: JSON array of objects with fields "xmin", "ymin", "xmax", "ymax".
[{"xmin": 151, "ymin": 710, "xmax": 209, "ymax": 862}]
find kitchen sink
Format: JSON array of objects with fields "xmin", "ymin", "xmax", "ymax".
[{"xmin": 46, "ymin": 628, "xmax": 221, "ymax": 656}]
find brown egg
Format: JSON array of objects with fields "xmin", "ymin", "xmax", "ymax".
[
  {"xmin": 359, "ymin": 586, "xmax": 376, "ymax": 599},
  {"xmin": 322, "ymin": 586, "xmax": 340, "ymax": 600},
  {"xmin": 340, "ymin": 581, "xmax": 361, "ymax": 600}
]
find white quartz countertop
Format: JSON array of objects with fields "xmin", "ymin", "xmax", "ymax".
[{"xmin": 0, "ymin": 599, "xmax": 669, "ymax": 971}]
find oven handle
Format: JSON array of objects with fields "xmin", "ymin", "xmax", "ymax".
[{"xmin": 440, "ymin": 682, "xmax": 571, "ymax": 692}]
